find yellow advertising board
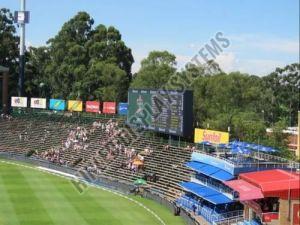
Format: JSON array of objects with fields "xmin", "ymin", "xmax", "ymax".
[
  {"xmin": 68, "ymin": 100, "xmax": 83, "ymax": 112},
  {"xmin": 194, "ymin": 128, "xmax": 229, "ymax": 144}
]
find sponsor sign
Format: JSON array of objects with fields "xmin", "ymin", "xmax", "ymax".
[
  {"xmin": 68, "ymin": 100, "xmax": 83, "ymax": 112},
  {"xmin": 194, "ymin": 128, "xmax": 229, "ymax": 144},
  {"xmin": 86, "ymin": 101, "xmax": 100, "ymax": 113},
  {"xmin": 49, "ymin": 99, "xmax": 66, "ymax": 111},
  {"xmin": 118, "ymin": 102, "xmax": 128, "ymax": 115},
  {"xmin": 11, "ymin": 97, "xmax": 27, "ymax": 108},
  {"xmin": 30, "ymin": 98, "xmax": 47, "ymax": 109},
  {"xmin": 103, "ymin": 102, "xmax": 116, "ymax": 114},
  {"xmin": 262, "ymin": 213, "xmax": 279, "ymax": 222}
]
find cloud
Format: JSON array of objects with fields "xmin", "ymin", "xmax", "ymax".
[
  {"xmin": 216, "ymin": 52, "xmax": 286, "ymax": 75},
  {"xmin": 175, "ymin": 52, "xmax": 286, "ymax": 76},
  {"xmin": 131, "ymin": 33, "xmax": 298, "ymax": 76},
  {"xmin": 254, "ymin": 39, "xmax": 299, "ymax": 54},
  {"xmin": 131, "ymin": 52, "xmax": 147, "ymax": 73},
  {"xmin": 175, "ymin": 55, "xmax": 193, "ymax": 70},
  {"xmin": 215, "ymin": 52, "xmax": 237, "ymax": 72},
  {"xmin": 229, "ymin": 34, "xmax": 299, "ymax": 54},
  {"xmin": 235, "ymin": 59, "xmax": 286, "ymax": 75}
]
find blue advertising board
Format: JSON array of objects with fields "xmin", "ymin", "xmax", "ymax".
[
  {"xmin": 191, "ymin": 152, "xmax": 236, "ymax": 175},
  {"xmin": 118, "ymin": 102, "xmax": 128, "ymax": 115},
  {"xmin": 49, "ymin": 99, "xmax": 66, "ymax": 111},
  {"xmin": 191, "ymin": 152, "xmax": 272, "ymax": 175}
]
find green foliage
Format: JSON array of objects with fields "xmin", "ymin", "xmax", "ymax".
[
  {"xmin": 231, "ymin": 112, "xmax": 266, "ymax": 142},
  {"xmin": 131, "ymin": 51, "xmax": 176, "ymax": 89},
  {"xmin": 0, "ymin": 8, "xmax": 19, "ymax": 96},
  {"xmin": 262, "ymin": 63, "xmax": 299, "ymax": 126},
  {"xmin": 262, "ymin": 119, "xmax": 294, "ymax": 159},
  {"xmin": 25, "ymin": 11, "xmax": 133, "ymax": 101},
  {"xmin": 25, "ymin": 47, "xmax": 51, "ymax": 97}
]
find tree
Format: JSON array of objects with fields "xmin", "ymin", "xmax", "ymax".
[
  {"xmin": 25, "ymin": 46, "xmax": 51, "ymax": 97},
  {"xmin": 27, "ymin": 11, "xmax": 134, "ymax": 101},
  {"xmin": 131, "ymin": 51, "xmax": 176, "ymax": 89},
  {"xmin": 88, "ymin": 25, "xmax": 134, "ymax": 81},
  {"xmin": 0, "ymin": 8, "xmax": 19, "ymax": 96},
  {"xmin": 80, "ymin": 61, "xmax": 128, "ymax": 101},
  {"xmin": 263, "ymin": 63, "xmax": 300, "ymax": 126},
  {"xmin": 191, "ymin": 71, "xmax": 265, "ymax": 128},
  {"xmin": 263, "ymin": 118, "xmax": 294, "ymax": 159},
  {"xmin": 231, "ymin": 112, "xmax": 266, "ymax": 142}
]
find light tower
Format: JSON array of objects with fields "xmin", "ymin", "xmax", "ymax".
[{"xmin": 14, "ymin": 0, "xmax": 30, "ymax": 96}]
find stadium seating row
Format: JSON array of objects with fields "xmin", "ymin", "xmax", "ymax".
[{"xmin": 0, "ymin": 113, "xmax": 192, "ymax": 201}]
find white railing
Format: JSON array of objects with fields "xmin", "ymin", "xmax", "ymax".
[
  {"xmin": 178, "ymin": 196, "xmax": 244, "ymax": 224},
  {"xmin": 191, "ymin": 176, "xmax": 233, "ymax": 197},
  {"xmin": 193, "ymin": 149, "xmax": 300, "ymax": 169},
  {"xmin": 211, "ymin": 210, "xmax": 244, "ymax": 222},
  {"xmin": 212, "ymin": 214, "xmax": 244, "ymax": 225}
]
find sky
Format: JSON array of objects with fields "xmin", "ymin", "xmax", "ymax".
[{"xmin": 1, "ymin": 0, "xmax": 299, "ymax": 75}]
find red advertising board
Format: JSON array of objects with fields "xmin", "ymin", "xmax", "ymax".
[
  {"xmin": 262, "ymin": 212, "xmax": 279, "ymax": 222},
  {"xmin": 294, "ymin": 204, "xmax": 300, "ymax": 225},
  {"xmin": 103, "ymin": 102, "xmax": 116, "ymax": 114},
  {"xmin": 86, "ymin": 101, "xmax": 100, "ymax": 113}
]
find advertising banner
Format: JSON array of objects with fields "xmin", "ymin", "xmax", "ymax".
[
  {"xmin": 191, "ymin": 152, "xmax": 235, "ymax": 175},
  {"xmin": 68, "ymin": 100, "xmax": 83, "ymax": 112},
  {"xmin": 262, "ymin": 213, "xmax": 279, "ymax": 222},
  {"xmin": 30, "ymin": 98, "xmax": 47, "ymax": 109},
  {"xmin": 194, "ymin": 128, "xmax": 229, "ymax": 144},
  {"xmin": 49, "ymin": 99, "xmax": 66, "ymax": 111},
  {"xmin": 103, "ymin": 102, "xmax": 116, "ymax": 114},
  {"xmin": 118, "ymin": 102, "xmax": 128, "ymax": 115},
  {"xmin": 11, "ymin": 97, "xmax": 27, "ymax": 108},
  {"xmin": 86, "ymin": 101, "xmax": 100, "ymax": 113}
]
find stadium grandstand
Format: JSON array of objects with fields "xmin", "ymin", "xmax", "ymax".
[
  {"xmin": 1, "ymin": 100, "xmax": 299, "ymax": 225},
  {"xmin": 1, "ymin": 1, "xmax": 299, "ymax": 224}
]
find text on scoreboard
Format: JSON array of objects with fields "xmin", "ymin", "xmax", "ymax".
[{"xmin": 127, "ymin": 89, "xmax": 193, "ymax": 137}]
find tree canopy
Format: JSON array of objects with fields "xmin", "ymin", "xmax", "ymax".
[
  {"xmin": 130, "ymin": 51, "xmax": 176, "ymax": 89},
  {"xmin": 0, "ymin": 8, "xmax": 19, "ymax": 96},
  {"xmin": 26, "ymin": 12, "xmax": 134, "ymax": 101}
]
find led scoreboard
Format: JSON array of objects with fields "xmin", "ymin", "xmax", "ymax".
[{"xmin": 127, "ymin": 89, "xmax": 193, "ymax": 137}]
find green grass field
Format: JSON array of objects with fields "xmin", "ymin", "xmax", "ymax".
[{"xmin": 0, "ymin": 161, "xmax": 185, "ymax": 225}]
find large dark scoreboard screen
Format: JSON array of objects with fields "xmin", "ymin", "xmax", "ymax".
[{"xmin": 127, "ymin": 89, "xmax": 193, "ymax": 137}]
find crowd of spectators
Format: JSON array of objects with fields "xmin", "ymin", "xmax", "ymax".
[
  {"xmin": 0, "ymin": 113, "xmax": 12, "ymax": 120},
  {"xmin": 8, "ymin": 117, "xmax": 153, "ymax": 175},
  {"xmin": 40, "ymin": 148, "xmax": 65, "ymax": 164},
  {"xmin": 184, "ymin": 145, "xmax": 196, "ymax": 152},
  {"xmin": 63, "ymin": 126, "xmax": 89, "ymax": 152},
  {"xmin": 39, "ymin": 125, "xmax": 91, "ymax": 165}
]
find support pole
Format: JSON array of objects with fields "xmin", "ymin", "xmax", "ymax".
[
  {"xmin": 2, "ymin": 72, "xmax": 9, "ymax": 114},
  {"xmin": 18, "ymin": 0, "xmax": 26, "ymax": 96}
]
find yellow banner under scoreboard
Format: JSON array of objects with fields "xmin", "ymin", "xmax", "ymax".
[
  {"xmin": 68, "ymin": 100, "xmax": 83, "ymax": 112},
  {"xmin": 194, "ymin": 128, "xmax": 229, "ymax": 144}
]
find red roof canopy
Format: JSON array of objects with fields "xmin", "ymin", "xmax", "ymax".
[
  {"xmin": 225, "ymin": 179, "xmax": 264, "ymax": 201},
  {"xmin": 239, "ymin": 169, "xmax": 300, "ymax": 199}
]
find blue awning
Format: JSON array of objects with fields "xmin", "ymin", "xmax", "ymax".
[
  {"xmin": 186, "ymin": 161, "xmax": 219, "ymax": 176},
  {"xmin": 179, "ymin": 182, "xmax": 233, "ymax": 205},
  {"xmin": 186, "ymin": 161, "xmax": 206, "ymax": 171},
  {"xmin": 205, "ymin": 193, "xmax": 234, "ymax": 205},
  {"xmin": 210, "ymin": 170, "xmax": 234, "ymax": 181},
  {"xmin": 185, "ymin": 161, "xmax": 234, "ymax": 181}
]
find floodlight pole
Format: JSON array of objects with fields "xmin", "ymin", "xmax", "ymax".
[{"xmin": 18, "ymin": 0, "xmax": 26, "ymax": 96}]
